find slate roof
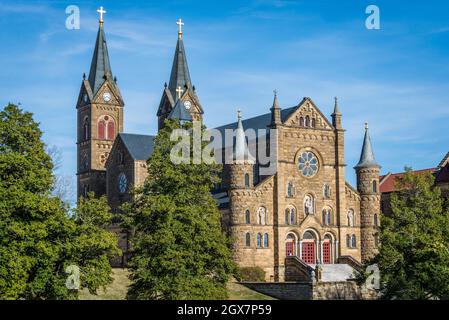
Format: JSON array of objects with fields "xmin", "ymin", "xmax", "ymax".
[
  {"xmin": 214, "ymin": 106, "xmax": 297, "ymax": 145},
  {"xmin": 168, "ymin": 39, "xmax": 192, "ymax": 101},
  {"xmin": 355, "ymin": 125, "xmax": 380, "ymax": 169},
  {"xmin": 119, "ymin": 133, "xmax": 155, "ymax": 161},
  {"xmin": 168, "ymin": 99, "xmax": 193, "ymax": 121},
  {"xmin": 88, "ymin": 23, "xmax": 113, "ymax": 96}
]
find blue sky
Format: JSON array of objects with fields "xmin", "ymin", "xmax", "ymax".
[{"xmin": 1, "ymin": 0, "xmax": 448, "ymax": 202}]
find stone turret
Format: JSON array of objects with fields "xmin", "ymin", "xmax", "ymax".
[
  {"xmin": 229, "ymin": 110, "xmax": 255, "ymax": 190},
  {"xmin": 355, "ymin": 123, "xmax": 381, "ymax": 263}
]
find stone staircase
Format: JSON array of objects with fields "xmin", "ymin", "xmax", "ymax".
[{"xmin": 310, "ymin": 264, "xmax": 358, "ymax": 282}]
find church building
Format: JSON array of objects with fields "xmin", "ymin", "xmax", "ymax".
[{"xmin": 76, "ymin": 9, "xmax": 381, "ymax": 282}]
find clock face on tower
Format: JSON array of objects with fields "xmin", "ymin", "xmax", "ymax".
[
  {"xmin": 103, "ymin": 92, "xmax": 111, "ymax": 102},
  {"xmin": 183, "ymin": 100, "xmax": 192, "ymax": 110}
]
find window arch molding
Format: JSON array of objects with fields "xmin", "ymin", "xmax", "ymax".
[
  {"xmin": 97, "ymin": 115, "xmax": 116, "ymax": 140},
  {"xmin": 284, "ymin": 205, "xmax": 297, "ymax": 225}
]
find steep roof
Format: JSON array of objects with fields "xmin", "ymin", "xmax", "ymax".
[
  {"xmin": 167, "ymin": 99, "xmax": 192, "ymax": 122},
  {"xmin": 88, "ymin": 22, "xmax": 113, "ymax": 96},
  {"xmin": 355, "ymin": 124, "xmax": 380, "ymax": 169},
  {"xmin": 118, "ymin": 133, "xmax": 155, "ymax": 161},
  {"xmin": 435, "ymin": 163, "xmax": 449, "ymax": 184},
  {"xmin": 215, "ymin": 106, "xmax": 296, "ymax": 143},
  {"xmin": 168, "ymin": 38, "xmax": 192, "ymax": 101}
]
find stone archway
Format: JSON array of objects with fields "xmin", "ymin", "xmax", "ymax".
[{"xmin": 301, "ymin": 230, "xmax": 317, "ymax": 264}]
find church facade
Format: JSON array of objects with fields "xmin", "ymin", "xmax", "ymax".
[{"xmin": 76, "ymin": 13, "xmax": 381, "ymax": 281}]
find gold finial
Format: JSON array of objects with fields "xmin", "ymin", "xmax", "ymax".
[
  {"xmin": 177, "ymin": 18, "xmax": 184, "ymax": 39},
  {"xmin": 365, "ymin": 122, "xmax": 369, "ymax": 130},
  {"xmin": 237, "ymin": 109, "xmax": 242, "ymax": 120},
  {"xmin": 273, "ymin": 89, "xmax": 278, "ymax": 96},
  {"xmin": 97, "ymin": 6, "xmax": 106, "ymax": 24}
]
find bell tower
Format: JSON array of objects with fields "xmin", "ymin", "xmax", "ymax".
[
  {"xmin": 157, "ymin": 19, "xmax": 203, "ymax": 130},
  {"xmin": 76, "ymin": 7, "xmax": 124, "ymax": 199}
]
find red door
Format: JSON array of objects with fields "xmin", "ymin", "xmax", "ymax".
[
  {"xmin": 322, "ymin": 242, "xmax": 331, "ymax": 264},
  {"xmin": 302, "ymin": 242, "xmax": 315, "ymax": 264},
  {"xmin": 286, "ymin": 241, "xmax": 294, "ymax": 257}
]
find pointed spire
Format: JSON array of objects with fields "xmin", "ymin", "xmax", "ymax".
[
  {"xmin": 355, "ymin": 122, "xmax": 380, "ymax": 169},
  {"xmin": 168, "ymin": 19, "xmax": 192, "ymax": 101},
  {"xmin": 332, "ymin": 97, "xmax": 341, "ymax": 114},
  {"xmin": 270, "ymin": 90, "xmax": 282, "ymax": 126},
  {"xmin": 88, "ymin": 14, "xmax": 113, "ymax": 96},
  {"xmin": 234, "ymin": 110, "xmax": 255, "ymax": 163},
  {"xmin": 272, "ymin": 90, "xmax": 280, "ymax": 109}
]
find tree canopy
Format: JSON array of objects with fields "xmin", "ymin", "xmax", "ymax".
[
  {"xmin": 123, "ymin": 119, "xmax": 236, "ymax": 300},
  {"xmin": 0, "ymin": 103, "xmax": 120, "ymax": 299},
  {"xmin": 376, "ymin": 169, "xmax": 449, "ymax": 299}
]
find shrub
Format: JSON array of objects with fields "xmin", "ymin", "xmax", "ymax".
[{"xmin": 237, "ymin": 267, "xmax": 266, "ymax": 282}]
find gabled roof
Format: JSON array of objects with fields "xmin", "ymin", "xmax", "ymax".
[
  {"xmin": 438, "ymin": 152, "xmax": 449, "ymax": 168},
  {"xmin": 88, "ymin": 22, "xmax": 113, "ymax": 96},
  {"xmin": 379, "ymin": 168, "xmax": 437, "ymax": 193},
  {"xmin": 167, "ymin": 99, "xmax": 192, "ymax": 122},
  {"xmin": 118, "ymin": 133, "xmax": 155, "ymax": 161},
  {"xmin": 435, "ymin": 163, "xmax": 449, "ymax": 184}
]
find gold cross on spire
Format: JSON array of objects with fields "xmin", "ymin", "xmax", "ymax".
[
  {"xmin": 176, "ymin": 86, "xmax": 184, "ymax": 99},
  {"xmin": 97, "ymin": 6, "xmax": 106, "ymax": 24},
  {"xmin": 177, "ymin": 18, "xmax": 184, "ymax": 39}
]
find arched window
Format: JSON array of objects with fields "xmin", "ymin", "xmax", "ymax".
[
  {"xmin": 107, "ymin": 121, "xmax": 115, "ymax": 140},
  {"xmin": 285, "ymin": 207, "xmax": 296, "ymax": 225},
  {"xmin": 256, "ymin": 233, "xmax": 262, "ymax": 248},
  {"xmin": 257, "ymin": 207, "xmax": 267, "ymax": 225},
  {"xmin": 374, "ymin": 234, "xmax": 379, "ymax": 248},
  {"xmin": 346, "ymin": 235, "xmax": 351, "ymax": 248},
  {"xmin": 348, "ymin": 209, "xmax": 355, "ymax": 227},
  {"xmin": 374, "ymin": 213, "xmax": 378, "ymax": 227},
  {"xmin": 245, "ymin": 233, "xmax": 251, "ymax": 247},
  {"xmin": 245, "ymin": 210, "xmax": 251, "ymax": 224},
  {"xmin": 263, "ymin": 233, "xmax": 269, "ymax": 248},
  {"xmin": 351, "ymin": 235, "xmax": 357, "ymax": 248},
  {"xmin": 253, "ymin": 165, "xmax": 259, "ymax": 185},
  {"xmin": 305, "ymin": 116, "xmax": 310, "ymax": 127},
  {"xmin": 299, "ymin": 117, "xmax": 304, "ymax": 127},
  {"xmin": 98, "ymin": 120, "xmax": 106, "ymax": 140},
  {"xmin": 323, "ymin": 184, "xmax": 331, "ymax": 198},
  {"xmin": 311, "ymin": 118, "xmax": 316, "ymax": 128},
  {"xmin": 304, "ymin": 194, "xmax": 314, "ymax": 215},
  {"xmin": 244, "ymin": 173, "xmax": 250, "ymax": 188},
  {"xmin": 287, "ymin": 182, "xmax": 295, "ymax": 198},
  {"xmin": 98, "ymin": 116, "xmax": 115, "ymax": 140},
  {"xmin": 83, "ymin": 184, "xmax": 89, "ymax": 198},
  {"xmin": 118, "ymin": 151, "xmax": 124, "ymax": 165},
  {"xmin": 83, "ymin": 117, "xmax": 89, "ymax": 140},
  {"xmin": 373, "ymin": 180, "xmax": 378, "ymax": 193},
  {"xmin": 322, "ymin": 209, "xmax": 332, "ymax": 226}
]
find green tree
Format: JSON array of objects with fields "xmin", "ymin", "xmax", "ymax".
[
  {"xmin": 376, "ymin": 169, "xmax": 449, "ymax": 299},
  {"xmin": 123, "ymin": 119, "xmax": 236, "ymax": 300},
  {"xmin": 0, "ymin": 103, "xmax": 120, "ymax": 299}
]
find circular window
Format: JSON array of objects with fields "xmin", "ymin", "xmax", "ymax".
[
  {"xmin": 298, "ymin": 151, "xmax": 319, "ymax": 177},
  {"xmin": 118, "ymin": 173, "xmax": 128, "ymax": 194}
]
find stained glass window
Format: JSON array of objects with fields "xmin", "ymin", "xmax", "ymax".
[{"xmin": 298, "ymin": 152, "xmax": 319, "ymax": 177}]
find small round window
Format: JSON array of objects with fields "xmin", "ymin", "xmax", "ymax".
[{"xmin": 298, "ymin": 151, "xmax": 319, "ymax": 177}]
